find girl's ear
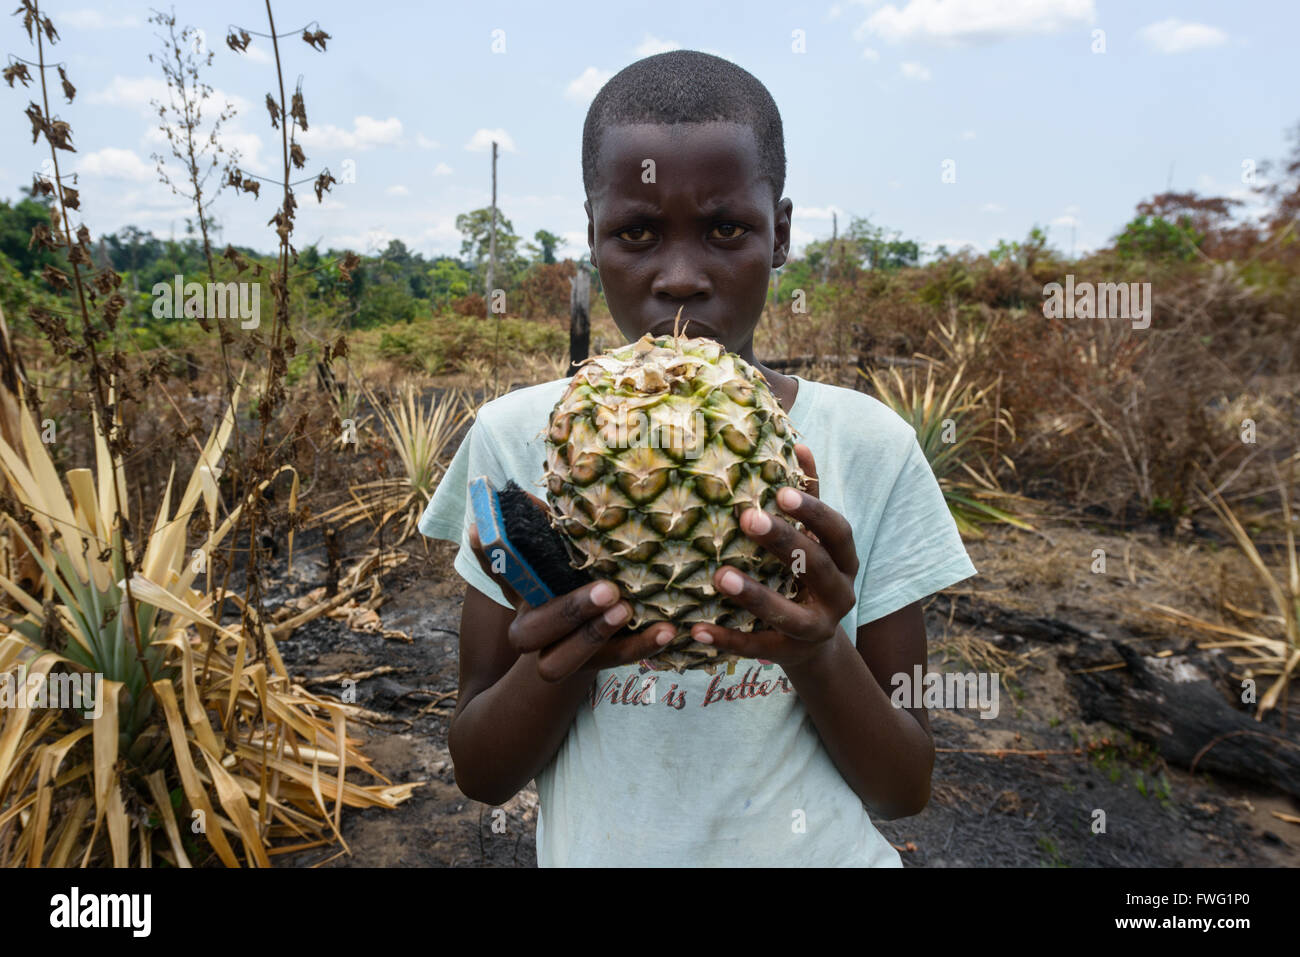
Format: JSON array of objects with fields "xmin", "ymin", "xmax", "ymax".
[
  {"xmin": 585, "ymin": 199, "xmax": 598, "ymax": 268},
  {"xmin": 772, "ymin": 197, "xmax": 793, "ymax": 268}
]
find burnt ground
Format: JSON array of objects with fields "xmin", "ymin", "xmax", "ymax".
[{"xmin": 245, "ymin": 514, "xmax": 1300, "ymax": 869}]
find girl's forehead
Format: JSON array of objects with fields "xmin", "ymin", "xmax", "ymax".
[
  {"xmin": 593, "ymin": 122, "xmax": 764, "ymax": 198},
  {"xmin": 599, "ymin": 120, "xmax": 759, "ymax": 156}
]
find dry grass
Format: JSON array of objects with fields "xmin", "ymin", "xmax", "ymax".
[{"xmin": 0, "ymin": 377, "xmax": 417, "ymax": 866}]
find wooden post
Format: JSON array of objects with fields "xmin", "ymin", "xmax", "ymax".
[
  {"xmin": 568, "ymin": 264, "xmax": 591, "ymax": 376},
  {"xmin": 486, "ymin": 141, "xmax": 498, "ymax": 304},
  {"xmin": 822, "ymin": 211, "xmax": 836, "ymax": 284}
]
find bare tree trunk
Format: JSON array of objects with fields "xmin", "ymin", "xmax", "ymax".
[{"xmin": 568, "ymin": 266, "xmax": 591, "ymax": 376}]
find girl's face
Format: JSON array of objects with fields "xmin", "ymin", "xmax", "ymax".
[{"xmin": 585, "ymin": 121, "xmax": 793, "ymax": 362}]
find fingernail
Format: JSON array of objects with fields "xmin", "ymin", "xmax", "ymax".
[
  {"xmin": 693, "ymin": 627, "xmax": 714, "ymax": 645},
  {"xmin": 778, "ymin": 487, "xmax": 801, "ymax": 510},
  {"xmin": 747, "ymin": 508, "xmax": 771, "ymax": 534},
  {"xmin": 655, "ymin": 626, "xmax": 675, "ymax": 646},
  {"xmin": 718, "ymin": 569, "xmax": 743, "ymax": 595},
  {"xmin": 591, "ymin": 582, "xmax": 618, "ymax": 606},
  {"xmin": 603, "ymin": 603, "xmax": 629, "ymax": 626}
]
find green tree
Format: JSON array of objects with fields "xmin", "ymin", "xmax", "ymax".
[
  {"xmin": 1113, "ymin": 215, "xmax": 1203, "ymax": 261},
  {"xmin": 845, "ymin": 217, "xmax": 919, "ymax": 271},
  {"xmin": 0, "ymin": 190, "xmax": 61, "ymax": 277},
  {"xmin": 525, "ymin": 228, "xmax": 563, "ymax": 264},
  {"xmin": 358, "ymin": 279, "xmax": 419, "ymax": 327},
  {"xmin": 990, "ymin": 225, "xmax": 1054, "ymax": 268},
  {"xmin": 428, "ymin": 257, "xmax": 473, "ymax": 305},
  {"xmin": 455, "ymin": 207, "xmax": 525, "ymax": 288}
]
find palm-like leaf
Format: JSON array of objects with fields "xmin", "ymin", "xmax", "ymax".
[
  {"xmin": 861, "ymin": 361, "xmax": 1035, "ymax": 537},
  {"xmin": 0, "ymin": 375, "xmax": 416, "ymax": 867}
]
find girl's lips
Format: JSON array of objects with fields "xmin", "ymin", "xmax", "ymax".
[{"xmin": 648, "ymin": 319, "xmax": 719, "ymax": 339}]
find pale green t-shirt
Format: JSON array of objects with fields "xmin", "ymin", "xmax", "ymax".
[{"xmin": 418, "ymin": 374, "xmax": 977, "ymax": 866}]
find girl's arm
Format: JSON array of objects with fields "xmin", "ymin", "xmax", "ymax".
[
  {"xmin": 782, "ymin": 601, "xmax": 934, "ymax": 820},
  {"xmin": 447, "ymin": 529, "xmax": 675, "ymax": 806},
  {"xmin": 447, "ymin": 586, "xmax": 599, "ymax": 806}
]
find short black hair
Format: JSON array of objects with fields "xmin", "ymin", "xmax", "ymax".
[{"xmin": 581, "ymin": 50, "xmax": 786, "ymax": 205}]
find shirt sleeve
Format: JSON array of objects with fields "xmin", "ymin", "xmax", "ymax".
[
  {"xmin": 417, "ymin": 418, "xmax": 514, "ymax": 610},
  {"xmin": 854, "ymin": 434, "xmax": 978, "ymax": 627}
]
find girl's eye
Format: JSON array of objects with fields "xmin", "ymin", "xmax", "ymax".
[
  {"xmin": 711, "ymin": 224, "xmax": 747, "ymax": 240},
  {"xmin": 617, "ymin": 227, "xmax": 653, "ymax": 242}
]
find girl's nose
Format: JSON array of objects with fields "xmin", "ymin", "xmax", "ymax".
[{"xmin": 650, "ymin": 247, "xmax": 711, "ymax": 300}]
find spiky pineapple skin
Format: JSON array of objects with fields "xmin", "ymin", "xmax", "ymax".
[{"xmin": 543, "ymin": 333, "xmax": 807, "ymax": 673}]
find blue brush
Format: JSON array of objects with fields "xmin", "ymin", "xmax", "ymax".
[{"xmin": 469, "ymin": 475, "xmax": 555, "ymax": 606}]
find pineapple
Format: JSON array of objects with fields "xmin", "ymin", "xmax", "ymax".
[{"xmin": 542, "ymin": 317, "xmax": 808, "ymax": 673}]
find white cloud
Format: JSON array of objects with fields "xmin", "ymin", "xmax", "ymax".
[
  {"xmin": 465, "ymin": 129, "xmax": 518, "ymax": 153},
  {"xmin": 900, "ymin": 61, "xmax": 931, "ymax": 80},
  {"xmin": 789, "ymin": 224, "xmax": 820, "ymax": 252},
  {"xmin": 1138, "ymin": 19, "xmax": 1228, "ymax": 54},
  {"xmin": 77, "ymin": 148, "xmax": 155, "ymax": 181},
  {"xmin": 88, "ymin": 76, "xmax": 170, "ymax": 111},
  {"xmin": 60, "ymin": 9, "xmax": 139, "ymax": 29},
  {"xmin": 1192, "ymin": 173, "xmax": 1271, "ymax": 221},
  {"xmin": 432, "ymin": 162, "xmax": 453, "ymax": 176},
  {"xmin": 1052, "ymin": 214, "xmax": 1079, "ymax": 228},
  {"xmin": 142, "ymin": 125, "xmax": 265, "ymax": 169},
  {"xmin": 863, "ymin": 0, "xmax": 1095, "ymax": 46},
  {"xmin": 242, "ymin": 45, "xmax": 274, "ymax": 65},
  {"xmin": 331, "ymin": 227, "xmax": 398, "ymax": 255},
  {"xmin": 861, "ymin": 47, "xmax": 880, "ymax": 61},
  {"xmin": 796, "ymin": 205, "xmax": 847, "ymax": 219},
  {"xmin": 961, "ymin": 129, "xmax": 977, "ymax": 139},
  {"xmin": 635, "ymin": 35, "xmax": 682, "ymax": 57},
  {"xmin": 299, "ymin": 115, "xmax": 403, "ymax": 152},
  {"xmin": 417, "ymin": 134, "xmax": 441, "ymax": 150},
  {"xmin": 419, "ymin": 218, "xmax": 463, "ymax": 245},
  {"xmin": 566, "ymin": 66, "xmax": 613, "ymax": 102},
  {"xmin": 90, "ymin": 75, "xmax": 250, "ymax": 118},
  {"xmin": 386, "ymin": 185, "xmax": 410, "ymax": 197},
  {"xmin": 980, "ymin": 202, "xmax": 1004, "ymax": 213}
]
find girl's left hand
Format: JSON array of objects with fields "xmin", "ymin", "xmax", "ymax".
[{"xmin": 679, "ymin": 443, "xmax": 859, "ymax": 669}]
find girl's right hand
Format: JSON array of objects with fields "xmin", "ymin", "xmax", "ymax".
[{"xmin": 467, "ymin": 524, "xmax": 676, "ymax": 682}]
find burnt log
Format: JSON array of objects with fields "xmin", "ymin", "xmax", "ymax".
[
  {"xmin": 930, "ymin": 593, "xmax": 1093, "ymax": 644},
  {"xmin": 1063, "ymin": 636, "xmax": 1300, "ymax": 798},
  {"xmin": 567, "ymin": 267, "xmax": 591, "ymax": 376}
]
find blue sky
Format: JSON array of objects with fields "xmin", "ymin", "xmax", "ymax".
[{"xmin": 1, "ymin": 0, "xmax": 1295, "ymax": 262}]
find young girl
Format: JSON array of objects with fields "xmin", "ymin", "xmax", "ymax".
[{"xmin": 419, "ymin": 50, "xmax": 976, "ymax": 866}]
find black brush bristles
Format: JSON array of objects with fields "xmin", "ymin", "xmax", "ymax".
[{"xmin": 498, "ymin": 480, "xmax": 593, "ymax": 597}]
